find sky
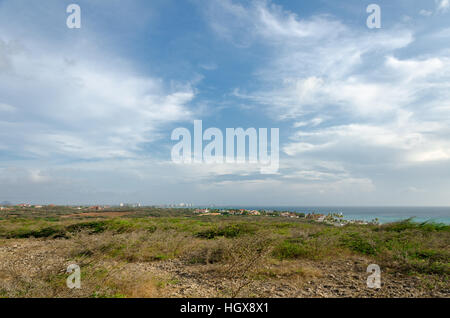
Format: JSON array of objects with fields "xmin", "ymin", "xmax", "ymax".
[{"xmin": 0, "ymin": 0, "xmax": 450, "ymax": 206}]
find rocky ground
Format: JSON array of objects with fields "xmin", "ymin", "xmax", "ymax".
[{"xmin": 0, "ymin": 238, "xmax": 447, "ymax": 298}]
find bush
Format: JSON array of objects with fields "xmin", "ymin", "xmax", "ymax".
[
  {"xmin": 195, "ymin": 223, "xmax": 256, "ymax": 239},
  {"xmin": 186, "ymin": 239, "xmax": 229, "ymax": 264},
  {"xmin": 340, "ymin": 232, "xmax": 377, "ymax": 255},
  {"xmin": 12, "ymin": 226, "xmax": 67, "ymax": 239},
  {"xmin": 272, "ymin": 241, "xmax": 310, "ymax": 260},
  {"xmin": 380, "ymin": 219, "xmax": 449, "ymax": 233},
  {"xmin": 66, "ymin": 221, "xmax": 108, "ymax": 234}
]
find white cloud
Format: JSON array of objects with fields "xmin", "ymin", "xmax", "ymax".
[
  {"xmin": 284, "ymin": 121, "xmax": 450, "ymax": 164},
  {"xmin": 0, "ymin": 103, "xmax": 16, "ymax": 112},
  {"xmin": 385, "ymin": 56, "xmax": 445, "ymax": 80},
  {"xmin": 419, "ymin": 10, "xmax": 433, "ymax": 17},
  {"xmin": 1, "ymin": 0, "xmax": 450, "ymax": 206},
  {"xmin": 437, "ymin": 0, "xmax": 450, "ymax": 13},
  {"xmin": 293, "ymin": 117, "xmax": 324, "ymax": 128},
  {"xmin": 409, "ymin": 149, "xmax": 450, "ymax": 162},
  {"xmin": 203, "ymin": 0, "xmax": 450, "ymax": 204},
  {"xmin": 433, "ymin": 27, "xmax": 450, "ymax": 38},
  {"xmin": 283, "ymin": 141, "xmax": 332, "ymax": 156},
  {"xmin": 199, "ymin": 62, "xmax": 218, "ymax": 71},
  {"xmin": 0, "ymin": 35, "xmax": 195, "ymax": 160}
]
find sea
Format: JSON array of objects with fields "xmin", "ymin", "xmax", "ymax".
[{"xmin": 205, "ymin": 206, "xmax": 450, "ymax": 224}]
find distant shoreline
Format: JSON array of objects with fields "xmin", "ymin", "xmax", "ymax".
[
  {"xmin": 193, "ymin": 206, "xmax": 450, "ymax": 225},
  {"xmin": 2, "ymin": 204, "xmax": 449, "ymax": 224}
]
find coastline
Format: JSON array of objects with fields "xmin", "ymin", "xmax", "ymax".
[{"xmin": 194, "ymin": 206, "xmax": 450, "ymax": 225}]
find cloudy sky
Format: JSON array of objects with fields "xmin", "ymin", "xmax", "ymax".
[{"xmin": 1, "ymin": 0, "xmax": 450, "ymax": 206}]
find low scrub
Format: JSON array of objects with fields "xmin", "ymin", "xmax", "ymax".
[{"xmin": 195, "ymin": 223, "xmax": 256, "ymax": 239}]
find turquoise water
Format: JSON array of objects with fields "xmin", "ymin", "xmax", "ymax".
[{"xmin": 209, "ymin": 206, "xmax": 450, "ymax": 224}]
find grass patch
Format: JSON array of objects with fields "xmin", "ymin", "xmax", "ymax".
[
  {"xmin": 272, "ymin": 240, "xmax": 311, "ymax": 260},
  {"xmin": 195, "ymin": 223, "xmax": 256, "ymax": 239},
  {"xmin": 379, "ymin": 219, "xmax": 449, "ymax": 233},
  {"xmin": 340, "ymin": 232, "xmax": 378, "ymax": 255}
]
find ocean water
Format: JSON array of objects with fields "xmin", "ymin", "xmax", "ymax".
[{"xmin": 211, "ymin": 206, "xmax": 450, "ymax": 224}]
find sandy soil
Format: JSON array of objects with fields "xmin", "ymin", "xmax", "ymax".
[{"xmin": 0, "ymin": 238, "xmax": 448, "ymax": 298}]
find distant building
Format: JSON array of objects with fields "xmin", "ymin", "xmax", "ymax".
[
  {"xmin": 89, "ymin": 206, "xmax": 103, "ymax": 211},
  {"xmin": 119, "ymin": 203, "xmax": 141, "ymax": 208},
  {"xmin": 194, "ymin": 208, "xmax": 210, "ymax": 214},
  {"xmin": 306, "ymin": 213, "xmax": 325, "ymax": 220}
]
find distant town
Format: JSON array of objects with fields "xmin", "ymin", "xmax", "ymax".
[
  {"xmin": 191, "ymin": 208, "xmax": 377, "ymax": 225},
  {"xmin": 0, "ymin": 201, "xmax": 378, "ymax": 226}
]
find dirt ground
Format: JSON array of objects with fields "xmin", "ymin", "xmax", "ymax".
[{"xmin": 0, "ymin": 238, "xmax": 447, "ymax": 298}]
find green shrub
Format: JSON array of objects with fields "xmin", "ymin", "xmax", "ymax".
[
  {"xmin": 12, "ymin": 226, "xmax": 67, "ymax": 239},
  {"xmin": 381, "ymin": 219, "xmax": 449, "ymax": 233},
  {"xmin": 187, "ymin": 241, "xmax": 229, "ymax": 264},
  {"xmin": 272, "ymin": 240, "xmax": 310, "ymax": 260},
  {"xmin": 340, "ymin": 232, "xmax": 377, "ymax": 255},
  {"xmin": 66, "ymin": 221, "xmax": 108, "ymax": 234},
  {"xmin": 195, "ymin": 223, "xmax": 256, "ymax": 239}
]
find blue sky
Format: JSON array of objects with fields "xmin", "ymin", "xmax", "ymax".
[{"xmin": 1, "ymin": 0, "xmax": 450, "ymax": 206}]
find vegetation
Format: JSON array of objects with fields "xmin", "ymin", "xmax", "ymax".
[{"xmin": 0, "ymin": 207, "xmax": 448, "ymax": 298}]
